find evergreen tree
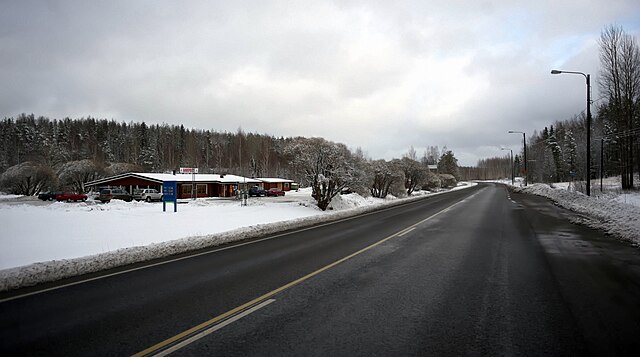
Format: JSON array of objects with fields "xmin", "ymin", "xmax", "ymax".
[
  {"xmin": 563, "ymin": 129, "xmax": 578, "ymax": 178},
  {"xmin": 547, "ymin": 125, "xmax": 563, "ymax": 182},
  {"xmin": 514, "ymin": 154, "xmax": 522, "ymax": 177},
  {"xmin": 437, "ymin": 150, "xmax": 460, "ymax": 180}
]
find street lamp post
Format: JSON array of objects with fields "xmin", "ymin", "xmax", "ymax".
[
  {"xmin": 501, "ymin": 147, "xmax": 514, "ymax": 185},
  {"xmin": 508, "ymin": 131, "xmax": 527, "ymax": 186},
  {"xmin": 551, "ymin": 69, "xmax": 591, "ymax": 196}
]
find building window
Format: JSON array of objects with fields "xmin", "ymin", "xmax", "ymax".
[
  {"xmin": 181, "ymin": 185, "xmax": 192, "ymax": 195},
  {"xmin": 197, "ymin": 184, "xmax": 207, "ymax": 195}
]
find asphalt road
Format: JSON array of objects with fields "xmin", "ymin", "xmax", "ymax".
[{"xmin": 1, "ymin": 183, "xmax": 640, "ymax": 356}]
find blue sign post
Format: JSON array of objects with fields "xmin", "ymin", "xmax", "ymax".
[{"xmin": 162, "ymin": 181, "xmax": 177, "ymax": 212}]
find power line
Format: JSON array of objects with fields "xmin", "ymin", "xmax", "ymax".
[{"xmin": 596, "ymin": 127, "xmax": 640, "ymax": 140}]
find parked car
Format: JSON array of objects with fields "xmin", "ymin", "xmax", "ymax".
[
  {"xmin": 266, "ymin": 188, "xmax": 285, "ymax": 197},
  {"xmin": 98, "ymin": 188, "xmax": 133, "ymax": 203},
  {"xmin": 133, "ymin": 188, "xmax": 163, "ymax": 202},
  {"xmin": 38, "ymin": 191, "xmax": 63, "ymax": 201},
  {"xmin": 248, "ymin": 186, "xmax": 267, "ymax": 197},
  {"xmin": 55, "ymin": 192, "xmax": 88, "ymax": 202}
]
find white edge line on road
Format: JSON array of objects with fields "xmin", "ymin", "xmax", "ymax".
[
  {"xmin": 398, "ymin": 227, "xmax": 416, "ymax": 237},
  {"xmin": 1, "ymin": 187, "xmax": 483, "ymax": 304},
  {"xmin": 152, "ymin": 299, "xmax": 276, "ymax": 357}
]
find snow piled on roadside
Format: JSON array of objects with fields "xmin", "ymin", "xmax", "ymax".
[
  {"xmin": 612, "ymin": 192, "xmax": 640, "ymax": 208},
  {"xmin": 0, "ymin": 213, "xmax": 339, "ymax": 292},
  {"xmin": 0, "ymin": 183, "xmax": 476, "ymax": 292},
  {"xmin": 517, "ymin": 183, "xmax": 640, "ymax": 245}
]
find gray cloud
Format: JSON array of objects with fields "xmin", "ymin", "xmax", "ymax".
[{"xmin": 1, "ymin": 0, "xmax": 639, "ymax": 165}]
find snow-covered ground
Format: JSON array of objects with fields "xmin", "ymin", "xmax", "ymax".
[
  {"xmin": 549, "ymin": 176, "xmax": 640, "ymax": 208},
  {"xmin": 0, "ymin": 184, "xmax": 473, "ymax": 291}
]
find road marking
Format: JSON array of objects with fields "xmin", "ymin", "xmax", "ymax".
[
  {"xmin": 132, "ymin": 194, "xmax": 472, "ymax": 356},
  {"xmin": 1, "ymin": 187, "xmax": 479, "ymax": 304},
  {"xmin": 398, "ymin": 227, "xmax": 416, "ymax": 236},
  {"xmin": 150, "ymin": 299, "xmax": 276, "ymax": 357}
]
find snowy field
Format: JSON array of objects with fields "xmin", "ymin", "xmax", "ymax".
[
  {"xmin": 1, "ymin": 196, "xmax": 320, "ymax": 271},
  {"xmin": 0, "ymin": 185, "xmax": 473, "ymax": 291}
]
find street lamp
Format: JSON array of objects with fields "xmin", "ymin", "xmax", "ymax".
[
  {"xmin": 551, "ymin": 69, "xmax": 591, "ymax": 196},
  {"xmin": 508, "ymin": 130, "xmax": 527, "ymax": 186},
  {"xmin": 501, "ymin": 147, "xmax": 514, "ymax": 185}
]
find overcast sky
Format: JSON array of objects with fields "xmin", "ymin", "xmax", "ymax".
[{"xmin": 2, "ymin": 1, "xmax": 639, "ymax": 166}]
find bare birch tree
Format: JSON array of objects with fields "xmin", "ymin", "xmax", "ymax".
[{"xmin": 599, "ymin": 25, "xmax": 640, "ymax": 189}]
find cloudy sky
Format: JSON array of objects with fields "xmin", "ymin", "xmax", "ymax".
[{"xmin": 2, "ymin": 1, "xmax": 639, "ymax": 165}]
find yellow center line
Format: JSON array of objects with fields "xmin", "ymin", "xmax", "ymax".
[{"xmin": 132, "ymin": 196, "xmax": 468, "ymax": 357}]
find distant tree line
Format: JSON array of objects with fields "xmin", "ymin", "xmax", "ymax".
[
  {"xmin": 0, "ymin": 114, "xmax": 292, "ymax": 177},
  {"xmin": 473, "ymin": 156, "xmax": 515, "ymax": 181},
  {"xmin": 0, "ymin": 115, "xmax": 461, "ymax": 210}
]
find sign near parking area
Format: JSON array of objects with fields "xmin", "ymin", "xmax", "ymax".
[
  {"xmin": 179, "ymin": 167, "xmax": 198, "ymax": 174},
  {"xmin": 179, "ymin": 167, "xmax": 198, "ymax": 200},
  {"xmin": 163, "ymin": 180, "xmax": 177, "ymax": 212}
]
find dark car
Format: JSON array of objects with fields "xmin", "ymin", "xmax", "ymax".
[
  {"xmin": 98, "ymin": 188, "xmax": 133, "ymax": 203},
  {"xmin": 266, "ymin": 188, "xmax": 285, "ymax": 197},
  {"xmin": 38, "ymin": 191, "xmax": 63, "ymax": 201},
  {"xmin": 55, "ymin": 192, "xmax": 88, "ymax": 202},
  {"xmin": 248, "ymin": 186, "xmax": 267, "ymax": 197}
]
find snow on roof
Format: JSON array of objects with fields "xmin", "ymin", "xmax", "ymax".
[
  {"xmin": 257, "ymin": 178, "xmax": 294, "ymax": 183},
  {"xmin": 86, "ymin": 172, "xmax": 261, "ymax": 186},
  {"xmin": 134, "ymin": 173, "xmax": 260, "ymax": 184}
]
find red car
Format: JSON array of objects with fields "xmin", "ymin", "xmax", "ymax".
[
  {"xmin": 56, "ymin": 192, "xmax": 88, "ymax": 202},
  {"xmin": 266, "ymin": 188, "xmax": 285, "ymax": 197}
]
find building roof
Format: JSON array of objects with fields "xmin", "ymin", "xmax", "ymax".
[
  {"xmin": 257, "ymin": 177, "xmax": 295, "ymax": 183},
  {"xmin": 137, "ymin": 173, "xmax": 262, "ymax": 184},
  {"xmin": 85, "ymin": 172, "xmax": 262, "ymax": 186}
]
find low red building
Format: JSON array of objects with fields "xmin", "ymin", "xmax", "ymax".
[
  {"xmin": 85, "ymin": 173, "xmax": 262, "ymax": 199},
  {"xmin": 257, "ymin": 178, "xmax": 294, "ymax": 191}
]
